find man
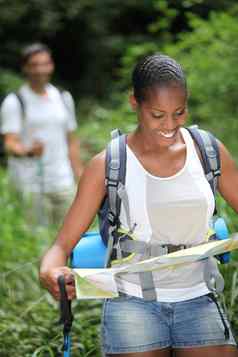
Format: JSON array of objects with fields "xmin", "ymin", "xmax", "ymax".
[{"xmin": 0, "ymin": 43, "xmax": 83, "ymax": 229}]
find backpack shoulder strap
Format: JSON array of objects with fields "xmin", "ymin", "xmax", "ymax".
[
  {"xmin": 110, "ymin": 129, "xmax": 122, "ymax": 140},
  {"xmin": 187, "ymin": 126, "xmax": 221, "ymax": 196},
  {"xmin": 106, "ymin": 130, "xmax": 157, "ymax": 299},
  {"xmin": 105, "ymin": 129, "xmax": 127, "ymax": 227},
  {"xmin": 0, "ymin": 91, "xmax": 25, "ymax": 119},
  {"xmin": 58, "ymin": 88, "xmax": 72, "ymax": 114},
  {"xmin": 14, "ymin": 92, "xmax": 25, "ymax": 119},
  {"xmin": 104, "ymin": 129, "xmax": 127, "ymax": 266}
]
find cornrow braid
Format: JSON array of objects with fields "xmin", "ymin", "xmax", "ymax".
[{"xmin": 132, "ymin": 53, "xmax": 187, "ymax": 103}]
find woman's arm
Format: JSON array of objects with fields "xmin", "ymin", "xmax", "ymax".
[
  {"xmin": 218, "ymin": 141, "xmax": 238, "ymax": 212},
  {"xmin": 39, "ymin": 150, "xmax": 106, "ymax": 299}
]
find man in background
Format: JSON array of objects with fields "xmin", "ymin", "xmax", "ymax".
[{"xmin": 0, "ymin": 43, "xmax": 83, "ymax": 230}]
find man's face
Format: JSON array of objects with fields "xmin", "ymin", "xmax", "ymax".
[{"xmin": 23, "ymin": 51, "xmax": 54, "ymax": 86}]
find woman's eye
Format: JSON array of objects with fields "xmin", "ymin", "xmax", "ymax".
[
  {"xmin": 152, "ymin": 112, "xmax": 164, "ymax": 119},
  {"xmin": 175, "ymin": 110, "xmax": 185, "ymax": 117}
]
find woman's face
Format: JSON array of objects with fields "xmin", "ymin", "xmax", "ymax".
[{"xmin": 131, "ymin": 84, "xmax": 188, "ymax": 147}]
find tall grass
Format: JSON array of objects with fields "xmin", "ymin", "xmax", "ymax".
[{"xmin": 0, "ymin": 169, "xmax": 102, "ymax": 357}]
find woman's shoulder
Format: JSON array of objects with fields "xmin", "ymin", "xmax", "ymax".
[
  {"xmin": 83, "ymin": 150, "xmax": 106, "ymax": 180},
  {"xmin": 90, "ymin": 150, "xmax": 106, "ymax": 167}
]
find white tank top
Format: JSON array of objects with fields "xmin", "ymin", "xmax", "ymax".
[{"xmin": 115, "ymin": 127, "xmax": 215, "ymax": 302}]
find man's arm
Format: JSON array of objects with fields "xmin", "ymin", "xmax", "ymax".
[
  {"xmin": 1, "ymin": 94, "xmax": 43, "ymax": 157},
  {"xmin": 67, "ymin": 131, "xmax": 84, "ymax": 180},
  {"xmin": 4, "ymin": 133, "xmax": 43, "ymax": 157}
]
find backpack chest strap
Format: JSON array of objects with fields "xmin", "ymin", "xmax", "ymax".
[
  {"xmin": 116, "ymin": 239, "xmax": 189, "ymax": 258},
  {"xmin": 114, "ymin": 238, "xmax": 191, "ymax": 301},
  {"xmin": 114, "ymin": 237, "xmax": 224, "ymax": 301}
]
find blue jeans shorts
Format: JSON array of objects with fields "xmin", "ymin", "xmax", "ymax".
[{"xmin": 101, "ymin": 293, "xmax": 237, "ymax": 355}]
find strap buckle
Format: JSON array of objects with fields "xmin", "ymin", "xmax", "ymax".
[
  {"xmin": 105, "ymin": 177, "xmax": 119, "ymax": 188},
  {"xmin": 108, "ymin": 211, "xmax": 119, "ymax": 226},
  {"xmin": 213, "ymin": 168, "xmax": 221, "ymax": 177},
  {"xmin": 161, "ymin": 244, "xmax": 187, "ymax": 254}
]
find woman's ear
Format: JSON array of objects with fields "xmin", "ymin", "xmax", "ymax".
[{"xmin": 129, "ymin": 94, "xmax": 138, "ymax": 111}]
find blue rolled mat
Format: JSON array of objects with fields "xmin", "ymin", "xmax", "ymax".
[
  {"xmin": 70, "ymin": 231, "xmax": 106, "ymax": 268},
  {"xmin": 214, "ymin": 217, "xmax": 230, "ymax": 264},
  {"xmin": 71, "ymin": 218, "xmax": 231, "ymax": 269}
]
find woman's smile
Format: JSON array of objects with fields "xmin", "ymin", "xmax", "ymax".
[{"xmin": 158, "ymin": 129, "xmax": 178, "ymax": 139}]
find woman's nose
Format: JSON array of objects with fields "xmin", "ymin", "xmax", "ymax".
[{"xmin": 162, "ymin": 115, "xmax": 176, "ymax": 130}]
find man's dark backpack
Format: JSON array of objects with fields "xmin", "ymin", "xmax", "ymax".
[{"xmin": 0, "ymin": 92, "xmax": 25, "ymax": 166}]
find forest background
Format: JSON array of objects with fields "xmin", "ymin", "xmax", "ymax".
[{"xmin": 1, "ymin": 1, "xmax": 238, "ymax": 356}]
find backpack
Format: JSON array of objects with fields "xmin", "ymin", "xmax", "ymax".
[
  {"xmin": 0, "ymin": 92, "xmax": 25, "ymax": 166},
  {"xmin": 96, "ymin": 127, "xmax": 232, "ymax": 298},
  {"xmin": 98, "ymin": 126, "xmax": 221, "ymax": 264},
  {"xmin": 0, "ymin": 89, "xmax": 71, "ymax": 166}
]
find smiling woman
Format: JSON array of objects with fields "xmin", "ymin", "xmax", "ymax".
[
  {"xmin": 131, "ymin": 85, "xmax": 187, "ymax": 138},
  {"xmin": 40, "ymin": 53, "xmax": 238, "ymax": 357},
  {"xmin": 128, "ymin": 54, "xmax": 188, "ymax": 177}
]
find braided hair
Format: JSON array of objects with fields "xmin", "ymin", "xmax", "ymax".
[{"xmin": 132, "ymin": 53, "xmax": 187, "ymax": 103}]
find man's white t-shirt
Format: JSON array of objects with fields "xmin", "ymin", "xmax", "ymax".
[{"xmin": 0, "ymin": 84, "xmax": 77, "ymax": 193}]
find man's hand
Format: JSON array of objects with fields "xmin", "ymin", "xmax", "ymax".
[
  {"xmin": 4, "ymin": 134, "xmax": 44, "ymax": 157},
  {"xmin": 27, "ymin": 140, "xmax": 44, "ymax": 157}
]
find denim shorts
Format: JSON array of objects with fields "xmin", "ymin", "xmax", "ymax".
[{"xmin": 101, "ymin": 294, "xmax": 237, "ymax": 355}]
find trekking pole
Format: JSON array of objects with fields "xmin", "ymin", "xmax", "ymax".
[{"xmin": 58, "ymin": 275, "xmax": 74, "ymax": 357}]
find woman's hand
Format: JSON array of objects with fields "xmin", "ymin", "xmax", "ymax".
[
  {"xmin": 39, "ymin": 151, "xmax": 107, "ymax": 301},
  {"xmin": 40, "ymin": 266, "xmax": 76, "ymax": 300}
]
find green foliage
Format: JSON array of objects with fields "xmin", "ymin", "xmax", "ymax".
[
  {"xmin": 0, "ymin": 170, "xmax": 102, "ymax": 356},
  {"xmin": 114, "ymin": 10, "xmax": 238, "ymax": 161},
  {"xmin": 0, "ymin": 69, "xmax": 23, "ymax": 97},
  {"xmin": 162, "ymin": 12, "xmax": 238, "ymax": 157},
  {"xmin": 79, "ymin": 94, "xmax": 137, "ymax": 159},
  {"xmin": 1, "ymin": 0, "xmax": 237, "ymax": 98}
]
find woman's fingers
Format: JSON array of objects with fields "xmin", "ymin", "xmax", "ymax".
[
  {"xmin": 40, "ymin": 266, "xmax": 76, "ymax": 300},
  {"xmin": 64, "ymin": 272, "xmax": 75, "ymax": 285},
  {"xmin": 66, "ymin": 283, "xmax": 76, "ymax": 300}
]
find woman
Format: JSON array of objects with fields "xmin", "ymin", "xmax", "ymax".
[{"xmin": 40, "ymin": 54, "xmax": 238, "ymax": 356}]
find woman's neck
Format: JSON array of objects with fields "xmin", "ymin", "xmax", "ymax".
[{"xmin": 129, "ymin": 127, "xmax": 183, "ymax": 155}]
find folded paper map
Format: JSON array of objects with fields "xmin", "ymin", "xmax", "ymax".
[{"xmin": 74, "ymin": 234, "xmax": 238, "ymax": 299}]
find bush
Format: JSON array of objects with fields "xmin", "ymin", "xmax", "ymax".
[
  {"xmin": 0, "ymin": 69, "xmax": 23, "ymax": 97},
  {"xmin": 163, "ymin": 12, "xmax": 238, "ymax": 157},
  {"xmin": 0, "ymin": 170, "xmax": 102, "ymax": 356}
]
